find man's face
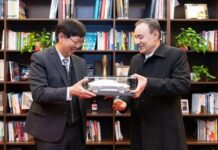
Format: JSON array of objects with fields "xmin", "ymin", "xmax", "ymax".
[
  {"xmin": 134, "ymin": 23, "xmax": 159, "ymax": 54},
  {"xmin": 59, "ymin": 34, "xmax": 84, "ymax": 57}
]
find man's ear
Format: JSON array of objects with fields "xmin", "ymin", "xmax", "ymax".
[
  {"xmin": 57, "ymin": 32, "xmax": 65, "ymax": 40},
  {"xmin": 153, "ymin": 30, "xmax": 160, "ymax": 40}
]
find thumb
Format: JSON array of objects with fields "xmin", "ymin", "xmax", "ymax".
[{"xmin": 79, "ymin": 78, "xmax": 89, "ymax": 84}]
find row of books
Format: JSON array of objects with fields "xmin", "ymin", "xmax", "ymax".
[
  {"xmin": 3, "ymin": 30, "xmax": 25, "ymax": 50},
  {"xmin": 86, "ymin": 120, "xmax": 102, "ymax": 142},
  {"xmin": 86, "ymin": 119, "xmax": 124, "ymax": 142},
  {"xmin": 50, "ymin": 0, "xmax": 76, "ymax": 19},
  {"xmin": 8, "ymin": 61, "xmax": 30, "ymax": 82},
  {"xmin": 192, "ymin": 92, "xmax": 218, "ymax": 114},
  {"xmin": 0, "ymin": 59, "xmax": 4, "ymax": 81},
  {"xmin": 197, "ymin": 118, "xmax": 217, "ymax": 141},
  {"xmin": 116, "ymin": 0, "xmax": 129, "ymax": 19},
  {"xmin": 94, "ymin": 0, "xmax": 112, "ymax": 19},
  {"xmin": 0, "ymin": 60, "xmax": 29, "ymax": 82},
  {"xmin": 115, "ymin": 120, "xmax": 123, "ymax": 141},
  {"xmin": 82, "ymin": 29, "xmax": 136, "ymax": 51},
  {"xmin": 1, "ymin": 30, "xmax": 55, "ymax": 51},
  {"xmin": 115, "ymin": 31, "xmax": 137, "ymax": 51},
  {"xmin": 2, "ymin": 0, "xmax": 57, "ymax": 19},
  {"xmin": 8, "ymin": 121, "xmax": 33, "ymax": 142},
  {"xmin": 0, "ymin": 121, "xmax": 3, "ymax": 142},
  {"xmin": 97, "ymin": 30, "xmax": 114, "ymax": 50},
  {"xmin": 202, "ymin": 30, "xmax": 218, "ymax": 52},
  {"xmin": 1, "ymin": 25, "xmax": 167, "ymax": 52},
  {"xmin": 0, "ymin": 92, "xmax": 3, "ymax": 112},
  {"xmin": 49, "ymin": 0, "xmax": 58, "ymax": 19},
  {"xmin": 145, "ymin": 0, "xmax": 166, "ymax": 19},
  {"xmin": 7, "ymin": 92, "xmax": 33, "ymax": 114},
  {"xmin": 82, "ymin": 30, "xmax": 114, "ymax": 50},
  {"xmin": 2, "ymin": 118, "xmax": 218, "ymax": 143},
  {"xmin": 115, "ymin": 30, "xmax": 166, "ymax": 50},
  {"xmin": 0, "ymin": 0, "xmax": 3, "ymax": 18},
  {"xmin": 7, "ymin": 0, "xmax": 26, "ymax": 19},
  {"xmin": 61, "ymin": 0, "xmax": 75, "ymax": 19},
  {"xmin": 82, "ymin": 33, "xmax": 97, "ymax": 51}
]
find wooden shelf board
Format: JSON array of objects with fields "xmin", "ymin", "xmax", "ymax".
[
  {"xmin": 187, "ymin": 137, "xmax": 218, "ymax": 145},
  {"xmin": 86, "ymin": 139, "xmax": 113, "ymax": 145},
  {"xmin": 6, "ymin": 141, "xmax": 35, "ymax": 145},
  {"xmin": 87, "ymin": 111, "xmax": 113, "ymax": 117}
]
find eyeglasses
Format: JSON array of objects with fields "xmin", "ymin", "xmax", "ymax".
[{"xmin": 68, "ymin": 36, "xmax": 84, "ymax": 45}]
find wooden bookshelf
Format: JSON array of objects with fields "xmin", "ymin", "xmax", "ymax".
[{"xmin": 0, "ymin": 0, "xmax": 218, "ymax": 150}]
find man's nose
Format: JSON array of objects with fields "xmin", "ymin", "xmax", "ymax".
[
  {"xmin": 75, "ymin": 43, "xmax": 82, "ymax": 48},
  {"xmin": 135, "ymin": 38, "xmax": 140, "ymax": 44}
]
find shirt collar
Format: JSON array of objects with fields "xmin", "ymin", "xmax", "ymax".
[
  {"xmin": 144, "ymin": 50, "xmax": 155, "ymax": 61},
  {"xmin": 56, "ymin": 48, "xmax": 70, "ymax": 62}
]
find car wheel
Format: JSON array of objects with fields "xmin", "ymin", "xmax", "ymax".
[
  {"xmin": 92, "ymin": 87, "xmax": 99, "ymax": 93},
  {"xmin": 118, "ymin": 87, "xmax": 125, "ymax": 93}
]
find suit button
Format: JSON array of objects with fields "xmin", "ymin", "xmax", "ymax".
[{"xmin": 64, "ymin": 112, "xmax": 67, "ymax": 114}]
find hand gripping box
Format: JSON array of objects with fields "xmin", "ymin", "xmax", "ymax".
[{"xmin": 84, "ymin": 76, "xmax": 137, "ymax": 96}]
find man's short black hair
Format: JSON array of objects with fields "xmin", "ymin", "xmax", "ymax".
[{"xmin": 55, "ymin": 20, "xmax": 86, "ymax": 40}]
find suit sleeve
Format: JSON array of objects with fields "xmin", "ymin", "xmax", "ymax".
[
  {"xmin": 144, "ymin": 50, "xmax": 191, "ymax": 97},
  {"xmin": 29, "ymin": 52, "xmax": 67, "ymax": 104}
]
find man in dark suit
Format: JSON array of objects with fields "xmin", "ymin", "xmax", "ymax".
[
  {"xmin": 113, "ymin": 18, "xmax": 191, "ymax": 150},
  {"xmin": 25, "ymin": 20, "xmax": 96, "ymax": 150}
]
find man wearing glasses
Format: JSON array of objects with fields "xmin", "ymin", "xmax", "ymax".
[{"xmin": 25, "ymin": 20, "xmax": 96, "ymax": 150}]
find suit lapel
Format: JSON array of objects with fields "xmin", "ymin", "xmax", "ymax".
[
  {"xmin": 49, "ymin": 47, "xmax": 69, "ymax": 86},
  {"xmin": 70, "ymin": 55, "xmax": 84, "ymax": 111},
  {"xmin": 71, "ymin": 56, "xmax": 80, "ymax": 82}
]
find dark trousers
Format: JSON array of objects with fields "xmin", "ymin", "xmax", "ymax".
[{"xmin": 36, "ymin": 122, "xmax": 84, "ymax": 150}]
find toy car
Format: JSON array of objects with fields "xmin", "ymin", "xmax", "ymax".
[{"xmin": 88, "ymin": 79, "xmax": 130, "ymax": 95}]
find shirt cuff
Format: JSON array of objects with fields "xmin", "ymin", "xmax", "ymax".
[
  {"xmin": 66, "ymin": 87, "xmax": 72, "ymax": 101},
  {"xmin": 115, "ymin": 96, "xmax": 120, "ymax": 99}
]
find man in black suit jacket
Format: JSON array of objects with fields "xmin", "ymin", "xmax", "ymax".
[
  {"xmin": 113, "ymin": 18, "xmax": 191, "ymax": 150},
  {"xmin": 25, "ymin": 20, "xmax": 96, "ymax": 150}
]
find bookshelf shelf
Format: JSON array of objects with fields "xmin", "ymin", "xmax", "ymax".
[
  {"xmin": 86, "ymin": 140, "xmax": 113, "ymax": 145},
  {"xmin": 6, "ymin": 141, "xmax": 35, "ymax": 145},
  {"xmin": 115, "ymin": 112, "xmax": 130, "ymax": 118},
  {"xmin": 183, "ymin": 113, "xmax": 218, "ymax": 118},
  {"xmin": 114, "ymin": 139, "xmax": 130, "ymax": 145},
  {"xmin": 187, "ymin": 137, "xmax": 218, "ymax": 145},
  {"xmin": 191, "ymin": 82, "xmax": 218, "ymax": 85},
  {"xmin": 171, "ymin": 19, "xmax": 218, "ymax": 22},
  {"xmin": 78, "ymin": 19, "xmax": 114, "ymax": 22},
  {"xmin": 75, "ymin": 50, "xmax": 114, "ymax": 54},
  {"xmin": 5, "ymin": 113, "xmax": 28, "ymax": 117},
  {"xmin": 5, "ymin": 81, "xmax": 29, "ymax": 85},
  {"xmin": 87, "ymin": 112, "xmax": 114, "ymax": 117}
]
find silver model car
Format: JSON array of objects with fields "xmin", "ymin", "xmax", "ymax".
[{"xmin": 88, "ymin": 79, "xmax": 130, "ymax": 94}]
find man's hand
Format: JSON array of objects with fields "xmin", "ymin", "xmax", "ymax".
[
  {"xmin": 130, "ymin": 74, "xmax": 147, "ymax": 98},
  {"xmin": 112, "ymin": 99, "xmax": 127, "ymax": 111},
  {"xmin": 69, "ymin": 78, "xmax": 96, "ymax": 99}
]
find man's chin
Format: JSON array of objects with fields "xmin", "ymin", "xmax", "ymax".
[
  {"xmin": 139, "ymin": 49, "xmax": 146, "ymax": 54},
  {"xmin": 69, "ymin": 50, "xmax": 76, "ymax": 55}
]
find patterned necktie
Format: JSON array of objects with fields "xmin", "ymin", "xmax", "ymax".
[
  {"xmin": 62, "ymin": 58, "xmax": 70, "ymax": 80},
  {"xmin": 62, "ymin": 58, "xmax": 69, "ymax": 73}
]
